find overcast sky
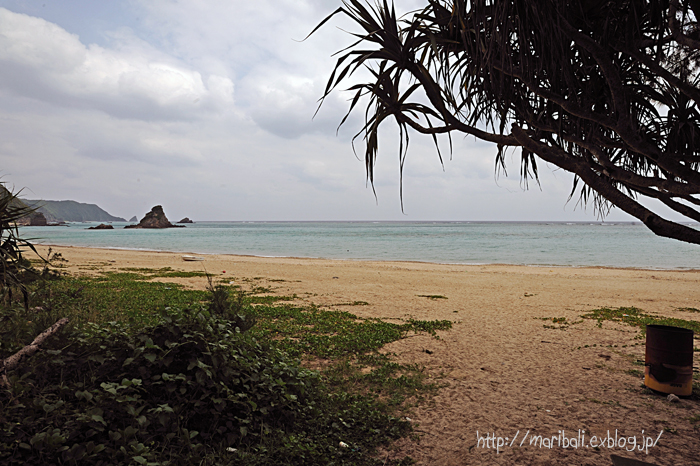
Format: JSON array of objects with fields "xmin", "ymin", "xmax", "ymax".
[{"xmin": 0, "ymin": 0, "xmax": 679, "ymax": 222}]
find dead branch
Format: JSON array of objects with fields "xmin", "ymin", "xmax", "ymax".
[{"xmin": 1, "ymin": 317, "xmax": 69, "ymax": 387}]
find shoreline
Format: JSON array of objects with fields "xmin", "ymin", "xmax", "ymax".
[
  {"xmin": 32, "ymin": 244, "xmax": 700, "ymax": 465},
  {"xmin": 36, "ymin": 242, "xmax": 700, "ymax": 272}
]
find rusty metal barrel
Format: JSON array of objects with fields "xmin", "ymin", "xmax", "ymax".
[{"xmin": 644, "ymin": 325, "xmax": 694, "ymax": 396}]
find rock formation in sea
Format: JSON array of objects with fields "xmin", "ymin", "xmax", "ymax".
[
  {"xmin": 29, "ymin": 212, "xmax": 48, "ymax": 226},
  {"xmin": 88, "ymin": 223, "xmax": 114, "ymax": 230},
  {"xmin": 124, "ymin": 206, "xmax": 183, "ymax": 229},
  {"xmin": 177, "ymin": 217, "xmax": 194, "ymax": 224},
  {"xmin": 129, "ymin": 216, "xmax": 138, "ymax": 222}
]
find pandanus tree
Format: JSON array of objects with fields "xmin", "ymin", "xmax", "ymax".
[
  {"xmin": 0, "ymin": 183, "xmax": 38, "ymax": 309},
  {"xmin": 313, "ymin": 0, "xmax": 700, "ymax": 244}
]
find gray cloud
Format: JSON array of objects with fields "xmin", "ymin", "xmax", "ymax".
[{"xmin": 0, "ymin": 2, "xmax": 651, "ymax": 223}]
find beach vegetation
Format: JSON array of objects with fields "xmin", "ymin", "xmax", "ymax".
[
  {"xmin": 250, "ymin": 303, "xmax": 451, "ymax": 359},
  {"xmin": 250, "ymin": 285, "xmax": 273, "ymax": 294},
  {"xmin": 119, "ymin": 267, "xmax": 211, "ymax": 279},
  {"xmin": 332, "ymin": 300, "xmax": 370, "ymax": 306},
  {"xmin": 539, "ymin": 316, "xmax": 583, "ymax": 330},
  {"xmin": 416, "ymin": 294, "xmax": 447, "ymax": 300},
  {"xmin": 581, "ymin": 306, "xmax": 700, "ymax": 337},
  {"xmin": 0, "ymin": 182, "xmax": 42, "ymax": 309},
  {"xmin": 1, "ymin": 266, "xmax": 453, "ymax": 465},
  {"xmin": 677, "ymin": 307, "xmax": 700, "ymax": 313},
  {"xmin": 248, "ymin": 295, "xmax": 298, "ymax": 305},
  {"xmin": 313, "ymin": 1, "xmax": 700, "ymax": 245}
]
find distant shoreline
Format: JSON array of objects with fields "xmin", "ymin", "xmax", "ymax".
[
  {"xmin": 22, "ymin": 221, "xmax": 700, "ymax": 270},
  {"xmin": 35, "ymin": 243, "xmax": 700, "ymax": 272}
]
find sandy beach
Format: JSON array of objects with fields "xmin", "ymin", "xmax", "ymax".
[{"xmin": 37, "ymin": 245, "xmax": 700, "ymax": 465}]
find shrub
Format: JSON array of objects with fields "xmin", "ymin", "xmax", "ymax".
[{"xmin": 0, "ymin": 308, "xmax": 319, "ymax": 465}]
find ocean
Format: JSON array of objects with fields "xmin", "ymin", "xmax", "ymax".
[{"xmin": 18, "ymin": 221, "xmax": 700, "ymax": 270}]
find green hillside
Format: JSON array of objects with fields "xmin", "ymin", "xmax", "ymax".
[{"xmin": 22, "ymin": 199, "xmax": 126, "ymax": 222}]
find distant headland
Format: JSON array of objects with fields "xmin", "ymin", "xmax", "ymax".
[{"xmin": 21, "ymin": 199, "xmax": 126, "ymax": 223}]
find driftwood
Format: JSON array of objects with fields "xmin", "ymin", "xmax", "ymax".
[{"xmin": 0, "ymin": 317, "xmax": 69, "ymax": 387}]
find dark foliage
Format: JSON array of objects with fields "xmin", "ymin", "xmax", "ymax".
[
  {"xmin": 314, "ymin": 0, "xmax": 700, "ymax": 244},
  {"xmin": 0, "ymin": 305, "xmax": 412, "ymax": 465},
  {"xmin": 0, "ymin": 183, "xmax": 41, "ymax": 308},
  {"xmin": 0, "ymin": 309, "xmax": 314, "ymax": 464}
]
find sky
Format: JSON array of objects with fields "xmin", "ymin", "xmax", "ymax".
[{"xmin": 0, "ymin": 0, "xmax": 680, "ymax": 222}]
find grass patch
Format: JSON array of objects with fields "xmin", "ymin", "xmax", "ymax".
[
  {"xmin": 540, "ymin": 317, "xmax": 567, "ymax": 324},
  {"xmin": 1, "ymin": 267, "xmax": 453, "ymax": 465},
  {"xmin": 539, "ymin": 316, "xmax": 582, "ymax": 330},
  {"xmin": 248, "ymin": 304, "xmax": 451, "ymax": 359},
  {"xmin": 580, "ymin": 307, "xmax": 700, "ymax": 338},
  {"xmin": 37, "ymin": 272, "xmax": 207, "ymax": 326},
  {"xmin": 119, "ymin": 267, "xmax": 211, "ymax": 279},
  {"xmin": 250, "ymin": 285, "xmax": 273, "ymax": 295},
  {"xmin": 247, "ymin": 295, "xmax": 297, "ymax": 305}
]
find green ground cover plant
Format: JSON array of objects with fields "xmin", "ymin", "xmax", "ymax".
[
  {"xmin": 581, "ymin": 306, "xmax": 700, "ymax": 337},
  {"xmin": 119, "ymin": 267, "xmax": 211, "ymax": 279},
  {"xmin": 1, "ymin": 266, "xmax": 452, "ymax": 465}
]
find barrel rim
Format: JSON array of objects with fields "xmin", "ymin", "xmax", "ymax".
[{"xmin": 646, "ymin": 324, "xmax": 694, "ymax": 335}]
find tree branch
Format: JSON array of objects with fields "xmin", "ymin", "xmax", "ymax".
[
  {"xmin": 512, "ymin": 125, "xmax": 700, "ymax": 244},
  {"xmin": 670, "ymin": 0, "xmax": 700, "ymax": 50},
  {"xmin": 407, "ymin": 61, "xmax": 519, "ymax": 146},
  {"xmin": 1, "ymin": 317, "xmax": 69, "ymax": 387}
]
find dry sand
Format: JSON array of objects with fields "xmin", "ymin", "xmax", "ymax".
[{"xmin": 38, "ymin": 245, "xmax": 700, "ymax": 465}]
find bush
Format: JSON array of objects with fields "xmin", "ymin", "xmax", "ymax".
[{"xmin": 0, "ymin": 308, "xmax": 319, "ymax": 465}]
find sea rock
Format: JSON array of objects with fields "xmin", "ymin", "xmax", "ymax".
[
  {"xmin": 88, "ymin": 223, "xmax": 114, "ymax": 230},
  {"xmin": 177, "ymin": 217, "xmax": 194, "ymax": 224},
  {"xmin": 124, "ymin": 205, "xmax": 183, "ymax": 229},
  {"xmin": 29, "ymin": 212, "xmax": 48, "ymax": 226},
  {"xmin": 129, "ymin": 216, "xmax": 138, "ymax": 222}
]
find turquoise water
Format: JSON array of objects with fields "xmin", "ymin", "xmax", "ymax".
[{"xmin": 20, "ymin": 221, "xmax": 700, "ymax": 269}]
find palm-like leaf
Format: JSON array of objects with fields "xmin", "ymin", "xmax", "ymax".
[
  {"xmin": 1, "ymin": 182, "xmax": 40, "ymax": 309},
  {"xmin": 314, "ymin": 0, "xmax": 700, "ymax": 244}
]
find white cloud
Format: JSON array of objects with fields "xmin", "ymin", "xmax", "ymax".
[
  {"xmin": 0, "ymin": 2, "xmax": 651, "ymax": 224},
  {"xmin": 0, "ymin": 7, "xmax": 234, "ymax": 120}
]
